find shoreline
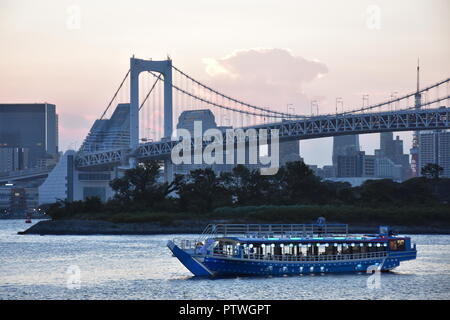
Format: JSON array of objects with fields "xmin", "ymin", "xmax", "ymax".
[{"xmin": 17, "ymin": 219, "xmax": 450, "ymax": 235}]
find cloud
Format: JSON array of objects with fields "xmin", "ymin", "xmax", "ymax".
[{"xmin": 202, "ymin": 48, "xmax": 328, "ymax": 114}]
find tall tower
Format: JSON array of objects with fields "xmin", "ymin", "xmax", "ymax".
[
  {"xmin": 410, "ymin": 58, "xmax": 421, "ymax": 177},
  {"xmin": 414, "ymin": 58, "xmax": 421, "ymax": 108}
]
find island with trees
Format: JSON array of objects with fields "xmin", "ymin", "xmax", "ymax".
[{"xmin": 21, "ymin": 161, "xmax": 450, "ymax": 235}]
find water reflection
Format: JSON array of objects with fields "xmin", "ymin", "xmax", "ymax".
[{"xmin": 0, "ymin": 220, "xmax": 449, "ymax": 299}]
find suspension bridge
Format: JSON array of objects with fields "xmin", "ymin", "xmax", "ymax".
[
  {"xmin": 31, "ymin": 56, "xmax": 450, "ymax": 204},
  {"xmin": 74, "ymin": 57, "xmax": 450, "ymax": 170}
]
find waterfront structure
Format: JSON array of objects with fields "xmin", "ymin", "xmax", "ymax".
[
  {"xmin": 168, "ymin": 223, "xmax": 417, "ymax": 277},
  {"xmin": 418, "ymin": 130, "xmax": 450, "ymax": 178},
  {"xmin": 0, "ymin": 103, "xmax": 58, "ymax": 169},
  {"xmin": 79, "ymin": 103, "xmax": 131, "ymax": 153},
  {"xmin": 38, "ymin": 149, "xmax": 119, "ymax": 205}
]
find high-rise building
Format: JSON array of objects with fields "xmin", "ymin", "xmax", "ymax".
[
  {"xmin": 418, "ymin": 130, "xmax": 450, "ymax": 178},
  {"xmin": 0, "ymin": 103, "xmax": 58, "ymax": 169},
  {"xmin": 375, "ymin": 133, "xmax": 410, "ymax": 180},
  {"xmin": 279, "ymin": 140, "xmax": 301, "ymax": 166},
  {"xmin": 333, "ymin": 135, "xmax": 361, "ymax": 177},
  {"xmin": 332, "ymin": 135, "xmax": 360, "ymax": 167},
  {"xmin": 362, "ymin": 155, "xmax": 376, "ymax": 177},
  {"xmin": 0, "ymin": 147, "xmax": 29, "ymax": 172},
  {"xmin": 336, "ymin": 151, "xmax": 364, "ymax": 177},
  {"xmin": 375, "ymin": 158, "xmax": 402, "ymax": 180},
  {"xmin": 173, "ymin": 110, "xmax": 274, "ymax": 176},
  {"xmin": 172, "ymin": 109, "xmax": 228, "ymax": 175},
  {"xmin": 380, "ymin": 132, "xmax": 396, "ymax": 159}
]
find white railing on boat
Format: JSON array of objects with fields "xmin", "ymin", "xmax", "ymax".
[
  {"xmin": 200, "ymin": 223, "xmax": 348, "ymax": 239},
  {"xmin": 210, "ymin": 250, "xmax": 388, "ymax": 262}
]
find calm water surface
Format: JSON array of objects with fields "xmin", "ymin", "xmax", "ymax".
[{"xmin": 0, "ymin": 220, "xmax": 449, "ymax": 300}]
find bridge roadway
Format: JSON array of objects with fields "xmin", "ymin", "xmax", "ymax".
[
  {"xmin": 0, "ymin": 166, "xmax": 54, "ymax": 184},
  {"xmin": 75, "ymin": 106, "xmax": 450, "ymax": 169}
]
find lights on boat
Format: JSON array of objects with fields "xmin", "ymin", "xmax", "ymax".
[
  {"xmin": 249, "ymin": 244, "xmax": 253, "ymax": 248},
  {"xmin": 271, "ymin": 244, "xmax": 275, "ymax": 248},
  {"xmin": 368, "ymin": 243, "xmax": 373, "ymax": 247},
  {"xmin": 376, "ymin": 243, "xmax": 381, "ymax": 247},
  {"xmin": 280, "ymin": 244, "xmax": 284, "ymax": 247},
  {"xmin": 383, "ymin": 243, "xmax": 388, "ymax": 247},
  {"xmin": 351, "ymin": 243, "xmax": 355, "ymax": 247},
  {"xmin": 333, "ymin": 243, "xmax": 338, "ymax": 247},
  {"xmin": 325, "ymin": 243, "xmax": 329, "ymax": 247},
  {"xmin": 289, "ymin": 244, "xmax": 294, "ymax": 247},
  {"xmin": 360, "ymin": 243, "xmax": 364, "ymax": 247},
  {"xmin": 307, "ymin": 243, "xmax": 312, "ymax": 247},
  {"xmin": 316, "ymin": 243, "xmax": 321, "ymax": 246}
]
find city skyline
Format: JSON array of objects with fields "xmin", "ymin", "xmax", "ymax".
[{"xmin": 1, "ymin": 0, "xmax": 450, "ymax": 166}]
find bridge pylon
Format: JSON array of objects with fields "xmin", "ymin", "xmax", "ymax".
[{"xmin": 130, "ymin": 57, "xmax": 173, "ymax": 149}]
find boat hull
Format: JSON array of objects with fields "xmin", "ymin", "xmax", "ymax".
[
  {"xmin": 167, "ymin": 240, "xmax": 214, "ymax": 276},
  {"xmin": 168, "ymin": 242, "xmax": 416, "ymax": 277}
]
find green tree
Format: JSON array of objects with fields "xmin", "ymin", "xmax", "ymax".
[
  {"xmin": 279, "ymin": 161, "xmax": 332, "ymax": 204},
  {"xmin": 224, "ymin": 165, "xmax": 277, "ymax": 205},
  {"xmin": 358, "ymin": 179, "xmax": 400, "ymax": 206},
  {"xmin": 109, "ymin": 160, "xmax": 176, "ymax": 210},
  {"xmin": 421, "ymin": 163, "xmax": 444, "ymax": 179},
  {"xmin": 174, "ymin": 167, "xmax": 231, "ymax": 212}
]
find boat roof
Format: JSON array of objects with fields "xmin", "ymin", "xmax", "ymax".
[
  {"xmin": 200, "ymin": 224, "xmax": 407, "ymax": 243},
  {"xmin": 213, "ymin": 235, "xmax": 406, "ymax": 243}
]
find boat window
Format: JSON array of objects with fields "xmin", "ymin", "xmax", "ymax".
[
  {"xmin": 390, "ymin": 239, "xmax": 405, "ymax": 251},
  {"xmin": 318, "ymin": 244, "xmax": 326, "ymax": 255}
]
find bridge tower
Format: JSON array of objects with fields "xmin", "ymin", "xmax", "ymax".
[
  {"xmin": 130, "ymin": 57, "xmax": 173, "ymax": 148},
  {"xmin": 129, "ymin": 57, "xmax": 174, "ymax": 180},
  {"xmin": 414, "ymin": 58, "xmax": 421, "ymax": 108}
]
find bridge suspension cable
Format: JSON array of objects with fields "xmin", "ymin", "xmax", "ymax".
[
  {"xmin": 100, "ymin": 69, "xmax": 130, "ymax": 120},
  {"xmin": 171, "ymin": 65, "xmax": 308, "ymax": 119},
  {"xmin": 403, "ymin": 95, "xmax": 450, "ymax": 111},
  {"xmin": 139, "ymin": 73, "xmax": 161, "ymax": 111},
  {"xmin": 149, "ymin": 71, "xmax": 300, "ymax": 120},
  {"xmin": 335, "ymin": 77, "xmax": 450, "ymax": 116}
]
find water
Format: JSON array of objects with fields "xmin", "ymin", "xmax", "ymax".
[{"xmin": 0, "ymin": 220, "xmax": 449, "ymax": 300}]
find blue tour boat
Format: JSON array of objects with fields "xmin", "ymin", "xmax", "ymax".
[{"xmin": 167, "ymin": 222, "xmax": 417, "ymax": 277}]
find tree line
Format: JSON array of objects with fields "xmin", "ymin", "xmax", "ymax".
[{"xmin": 45, "ymin": 160, "xmax": 450, "ymax": 219}]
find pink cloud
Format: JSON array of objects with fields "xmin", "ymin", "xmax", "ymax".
[{"xmin": 201, "ymin": 48, "xmax": 328, "ymax": 115}]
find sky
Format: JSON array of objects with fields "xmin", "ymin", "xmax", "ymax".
[{"xmin": 0, "ymin": 0, "xmax": 449, "ymax": 166}]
